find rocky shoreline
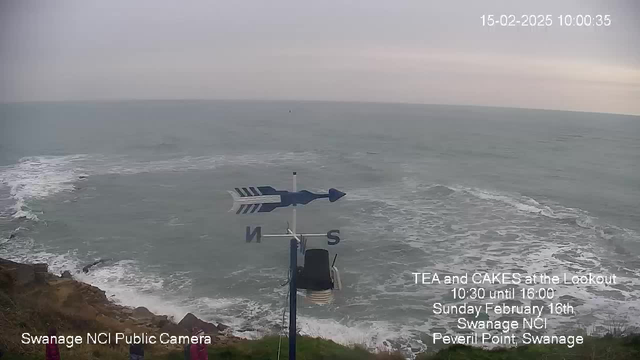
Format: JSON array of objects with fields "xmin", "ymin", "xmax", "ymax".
[
  {"xmin": 0, "ymin": 257, "xmax": 245, "ymax": 353},
  {"xmin": 2, "ymin": 258, "xmax": 639, "ymax": 360}
]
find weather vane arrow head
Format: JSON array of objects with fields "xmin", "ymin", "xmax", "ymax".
[
  {"xmin": 228, "ymin": 186, "xmax": 346, "ymax": 214},
  {"xmin": 328, "ymin": 188, "xmax": 346, "ymax": 202}
]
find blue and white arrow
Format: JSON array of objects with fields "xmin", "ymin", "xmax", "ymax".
[
  {"xmin": 228, "ymin": 186, "xmax": 346, "ymax": 214},
  {"xmin": 228, "ymin": 186, "xmax": 281, "ymax": 214}
]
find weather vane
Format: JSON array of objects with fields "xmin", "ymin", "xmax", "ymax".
[{"xmin": 228, "ymin": 172, "xmax": 346, "ymax": 360}]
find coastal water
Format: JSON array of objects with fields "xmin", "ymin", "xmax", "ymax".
[{"xmin": 1, "ymin": 100, "xmax": 639, "ymax": 354}]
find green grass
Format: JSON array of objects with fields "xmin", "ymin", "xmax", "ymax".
[
  {"xmin": 165, "ymin": 335, "xmax": 402, "ymax": 360},
  {"xmin": 1, "ymin": 336, "xmax": 402, "ymax": 360},
  {"xmin": 416, "ymin": 335, "xmax": 640, "ymax": 360},
  {"xmin": 2, "ymin": 335, "xmax": 639, "ymax": 360},
  {"xmin": 2, "ymin": 278, "xmax": 637, "ymax": 360},
  {"xmin": 3, "ymin": 262, "xmax": 638, "ymax": 360}
]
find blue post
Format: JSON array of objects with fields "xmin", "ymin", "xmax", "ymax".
[{"xmin": 289, "ymin": 238, "xmax": 297, "ymax": 360}]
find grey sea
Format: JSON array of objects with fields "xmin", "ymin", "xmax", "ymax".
[{"xmin": 1, "ymin": 100, "xmax": 639, "ymax": 354}]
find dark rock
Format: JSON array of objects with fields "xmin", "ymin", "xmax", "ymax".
[
  {"xmin": 410, "ymin": 344, "xmax": 422, "ymax": 353},
  {"xmin": 76, "ymin": 283, "xmax": 108, "ymax": 304},
  {"xmin": 82, "ymin": 259, "xmax": 110, "ymax": 274},
  {"xmin": 216, "ymin": 323, "xmax": 230, "ymax": 332},
  {"xmin": 0, "ymin": 266, "xmax": 15, "ymax": 290},
  {"xmin": 132, "ymin": 306, "xmax": 155, "ymax": 319},
  {"xmin": 236, "ymin": 327, "xmax": 257, "ymax": 333},
  {"xmin": 160, "ymin": 322, "xmax": 189, "ymax": 337},
  {"xmin": 17, "ymin": 266, "xmax": 35, "ymax": 285},
  {"xmin": 0, "ymin": 259, "xmax": 36, "ymax": 286},
  {"xmin": 178, "ymin": 313, "xmax": 219, "ymax": 335},
  {"xmin": 61, "ymin": 271, "xmax": 73, "ymax": 279}
]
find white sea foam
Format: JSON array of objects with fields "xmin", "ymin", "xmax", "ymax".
[
  {"xmin": 345, "ymin": 178, "xmax": 640, "ymax": 345},
  {"xmin": 3, "ymin": 157, "xmax": 638, "ymax": 357},
  {"xmin": 0, "ymin": 151, "xmax": 418, "ymax": 355},
  {"xmin": 0, "ymin": 237, "xmax": 411, "ymax": 355},
  {"xmin": 454, "ymin": 186, "xmax": 558, "ymax": 217},
  {"xmin": 0, "ymin": 155, "xmax": 86, "ymax": 220},
  {"xmin": 434, "ymin": 185, "xmax": 638, "ymax": 255},
  {"xmin": 0, "ymin": 242, "xmax": 199, "ymax": 323},
  {"xmin": 0, "ymin": 152, "xmax": 320, "ymax": 221},
  {"xmin": 296, "ymin": 316, "xmax": 409, "ymax": 352}
]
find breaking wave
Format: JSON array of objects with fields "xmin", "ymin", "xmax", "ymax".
[
  {"xmin": 0, "ymin": 152, "xmax": 319, "ymax": 221},
  {"xmin": 0, "ymin": 155, "xmax": 85, "ymax": 221},
  {"xmin": 0, "ymin": 237, "xmax": 412, "ymax": 356},
  {"xmin": 451, "ymin": 186, "xmax": 639, "ymax": 255},
  {"xmin": 354, "ymin": 180, "xmax": 640, "ymax": 257},
  {"xmin": 346, "ymin": 178, "xmax": 640, "ymax": 348}
]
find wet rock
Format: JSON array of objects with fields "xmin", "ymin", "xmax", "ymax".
[
  {"xmin": 61, "ymin": 271, "xmax": 73, "ymax": 279},
  {"xmin": 178, "ymin": 313, "xmax": 219, "ymax": 335},
  {"xmin": 216, "ymin": 323, "xmax": 230, "ymax": 332},
  {"xmin": 409, "ymin": 340, "xmax": 423, "ymax": 353},
  {"xmin": 236, "ymin": 327, "xmax": 257, "ymax": 333},
  {"xmin": 82, "ymin": 259, "xmax": 110, "ymax": 274}
]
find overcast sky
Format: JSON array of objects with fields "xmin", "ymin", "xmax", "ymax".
[{"xmin": 1, "ymin": 0, "xmax": 639, "ymax": 114}]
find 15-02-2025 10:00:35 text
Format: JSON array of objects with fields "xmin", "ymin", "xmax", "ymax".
[{"xmin": 481, "ymin": 14, "xmax": 611, "ymax": 27}]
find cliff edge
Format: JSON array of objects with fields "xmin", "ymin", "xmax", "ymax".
[{"xmin": 0, "ymin": 258, "xmax": 243, "ymax": 356}]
